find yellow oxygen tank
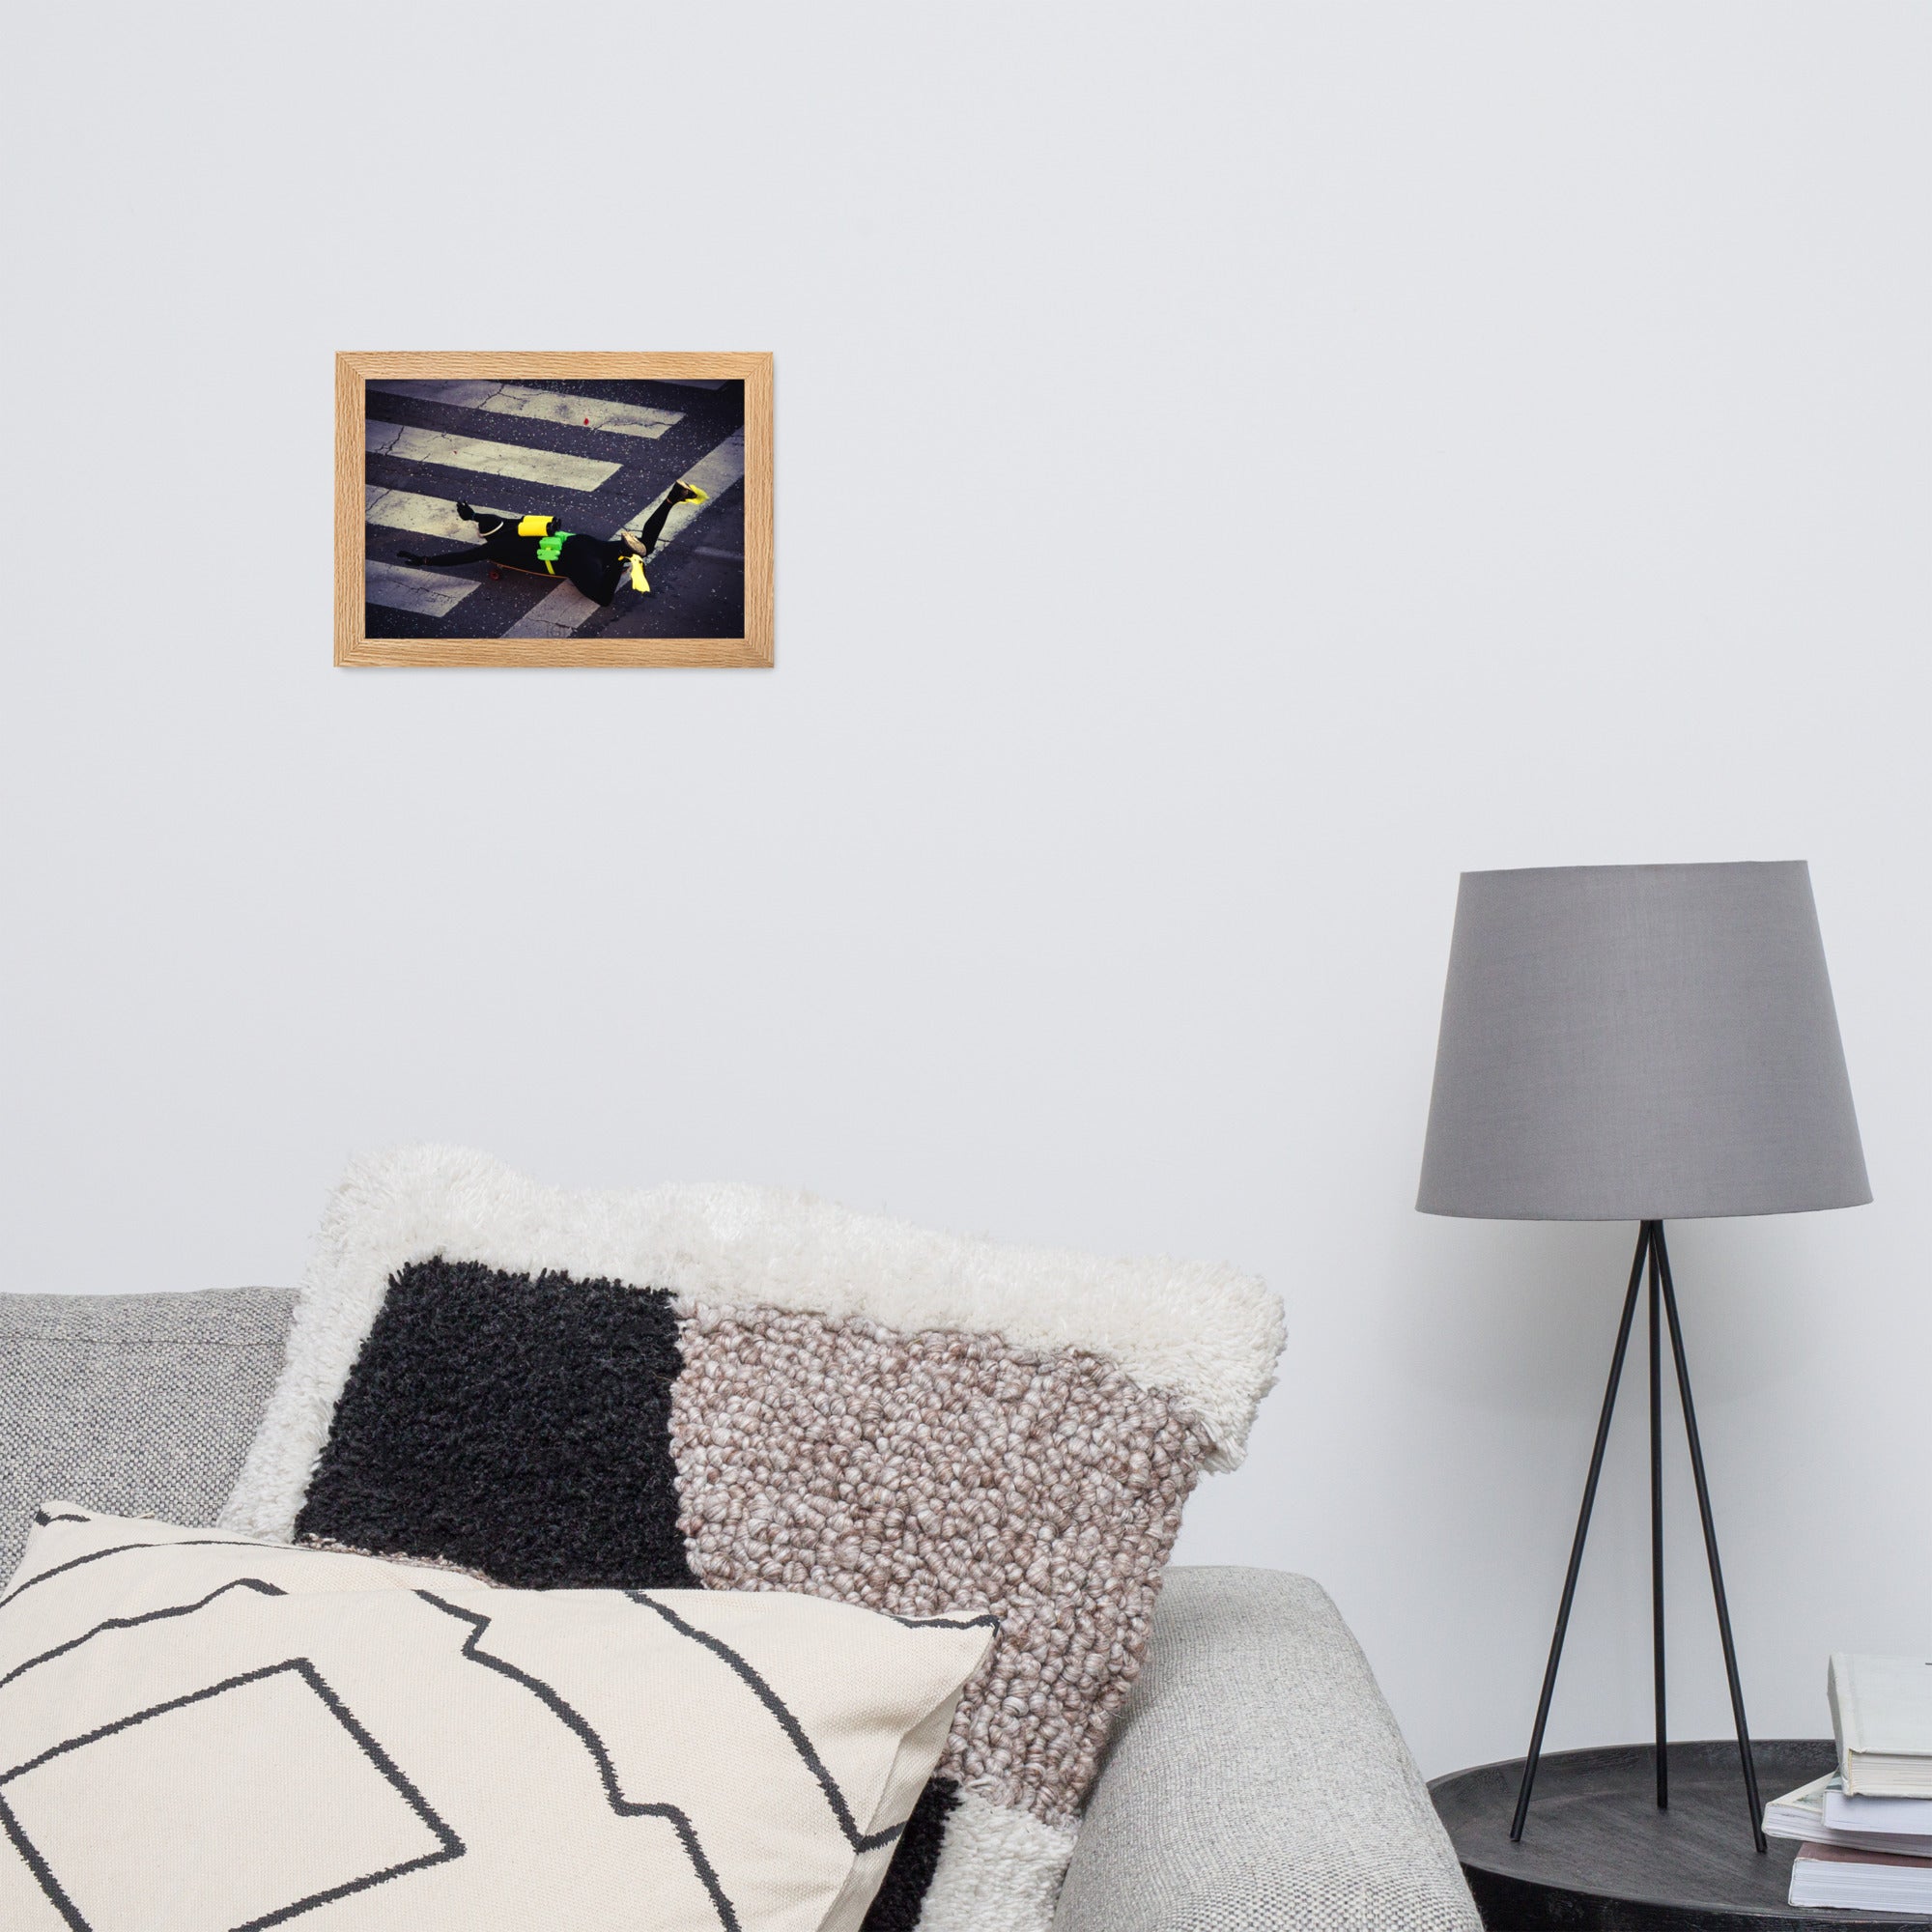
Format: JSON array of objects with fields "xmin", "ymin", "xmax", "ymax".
[{"xmin": 517, "ymin": 515, "xmax": 554, "ymax": 537}]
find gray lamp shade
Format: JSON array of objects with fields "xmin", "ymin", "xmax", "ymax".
[{"xmin": 1417, "ymin": 862, "xmax": 1869, "ymax": 1221}]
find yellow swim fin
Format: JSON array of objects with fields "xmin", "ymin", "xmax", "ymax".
[
  {"xmin": 630, "ymin": 555, "xmax": 650, "ymax": 593},
  {"xmin": 678, "ymin": 482, "xmax": 709, "ymax": 505}
]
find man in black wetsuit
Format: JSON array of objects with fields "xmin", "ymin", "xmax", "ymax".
[{"xmin": 396, "ymin": 481, "xmax": 706, "ymax": 605}]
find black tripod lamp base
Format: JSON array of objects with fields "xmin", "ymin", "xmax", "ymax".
[{"xmin": 1508, "ymin": 1221, "xmax": 1766, "ymax": 1854}]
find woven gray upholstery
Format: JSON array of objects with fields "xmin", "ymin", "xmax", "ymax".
[
  {"xmin": 0, "ymin": 1290, "xmax": 294, "ymax": 1582},
  {"xmin": 1056, "ymin": 1566, "xmax": 1480, "ymax": 1932}
]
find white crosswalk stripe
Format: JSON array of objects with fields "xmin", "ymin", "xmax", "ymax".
[
  {"xmin": 497, "ymin": 581, "xmax": 605, "ymax": 639},
  {"xmin": 364, "ymin": 558, "xmax": 481, "ymax": 616},
  {"xmin": 365, "ymin": 420, "xmax": 621, "ymax": 490},
  {"xmin": 368, "ymin": 381, "xmax": 682, "ymax": 440},
  {"xmin": 364, "ymin": 485, "xmax": 512, "ymax": 542},
  {"xmin": 620, "ymin": 429, "xmax": 747, "ymax": 548},
  {"xmin": 498, "ymin": 430, "xmax": 747, "ymax": 640}
]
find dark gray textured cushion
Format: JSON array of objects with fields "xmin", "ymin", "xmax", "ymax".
[
  {"xmin": 0, "ymin": 1289, "xmax": 294, "ymax": 1583},
  {"xmin": 1055, "ymin": 1566, "xmax": 1481, "ymax": 1931}
]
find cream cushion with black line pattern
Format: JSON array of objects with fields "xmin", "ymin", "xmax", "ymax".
[{"xmin": 0, "ymin": 1507, "xmax": 994, "ymax": 1932}]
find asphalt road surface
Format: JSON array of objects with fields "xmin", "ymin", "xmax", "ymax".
[{"xmin": 362, "ymin": 378, "xmax": 746, "ymax": 643}]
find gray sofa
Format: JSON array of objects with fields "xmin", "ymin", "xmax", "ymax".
[{"xmin": 0, "ymin": 1289, "xmax": 1482, "ymax": 1931}]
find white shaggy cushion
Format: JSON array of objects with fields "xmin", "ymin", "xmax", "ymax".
[
  {"xmin": 0, "ymin": 1507, "xmax": 993, "ymax": 1932},
  {"xmin": 223, "ymin": 1144, "xmax": 1283, "ymax": 1545},
  {"xmin": 217, "ymin": 1146, "xmax": 1286, "ymax": 1932}
]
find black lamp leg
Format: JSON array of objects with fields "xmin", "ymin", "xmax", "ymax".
[
  {"xmin": 1511, "ymin": 1223, "xmax": 1767, "ymax": 1850},
  {"xmin": 1649, "ymin": 1224, "xmax": 1667, "ymax": 1811},
  {"xmin": 1654, "ymin": 1225, "xmax": 1768, "ymax": 1854},
  {"xmin": 1509, "ymin": 1224, "xmax": 1651, "ymax": 1841}
]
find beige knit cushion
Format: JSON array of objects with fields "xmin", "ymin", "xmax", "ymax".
[{"xmin": 0, "ymin": 1507, "xmax": 993, "ymax": 1932}]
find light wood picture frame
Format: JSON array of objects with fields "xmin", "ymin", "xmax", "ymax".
[{"xmin": 335, "ymin": 352, "xmax": 773, "ymax": 668}]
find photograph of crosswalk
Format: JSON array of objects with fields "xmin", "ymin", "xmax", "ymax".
[{"xmin": 361, "ymin": 376, "xmax": 747, "ymax": 644}]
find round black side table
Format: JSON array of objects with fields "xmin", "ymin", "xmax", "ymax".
[{"xmin": 1431, "ymin": 1740, "xmax": 1932, "ymax": 1929}]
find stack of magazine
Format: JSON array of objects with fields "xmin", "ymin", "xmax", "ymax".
[{"xmin": 1763, "ymin": 1654, "xmax": 1932, "ymax": 1913}]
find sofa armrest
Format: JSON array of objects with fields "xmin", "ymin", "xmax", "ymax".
[{"xmin": 1054, "ymin": 1566, "xmax": 1479, "ymax": 1932}]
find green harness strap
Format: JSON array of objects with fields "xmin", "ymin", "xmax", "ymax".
[{"xmin": 535, "ymin": 531, "xmax": 573, "ymax": 572}]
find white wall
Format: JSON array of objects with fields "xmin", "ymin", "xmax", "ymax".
[{"xmin": 3, "ymin": 3, "xmax": 1926, "ymax": 1779}]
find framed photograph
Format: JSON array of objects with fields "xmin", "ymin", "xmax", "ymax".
[{"xmin": 334, "ymin": 352, "xmax": 772, "ymax": 668}]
